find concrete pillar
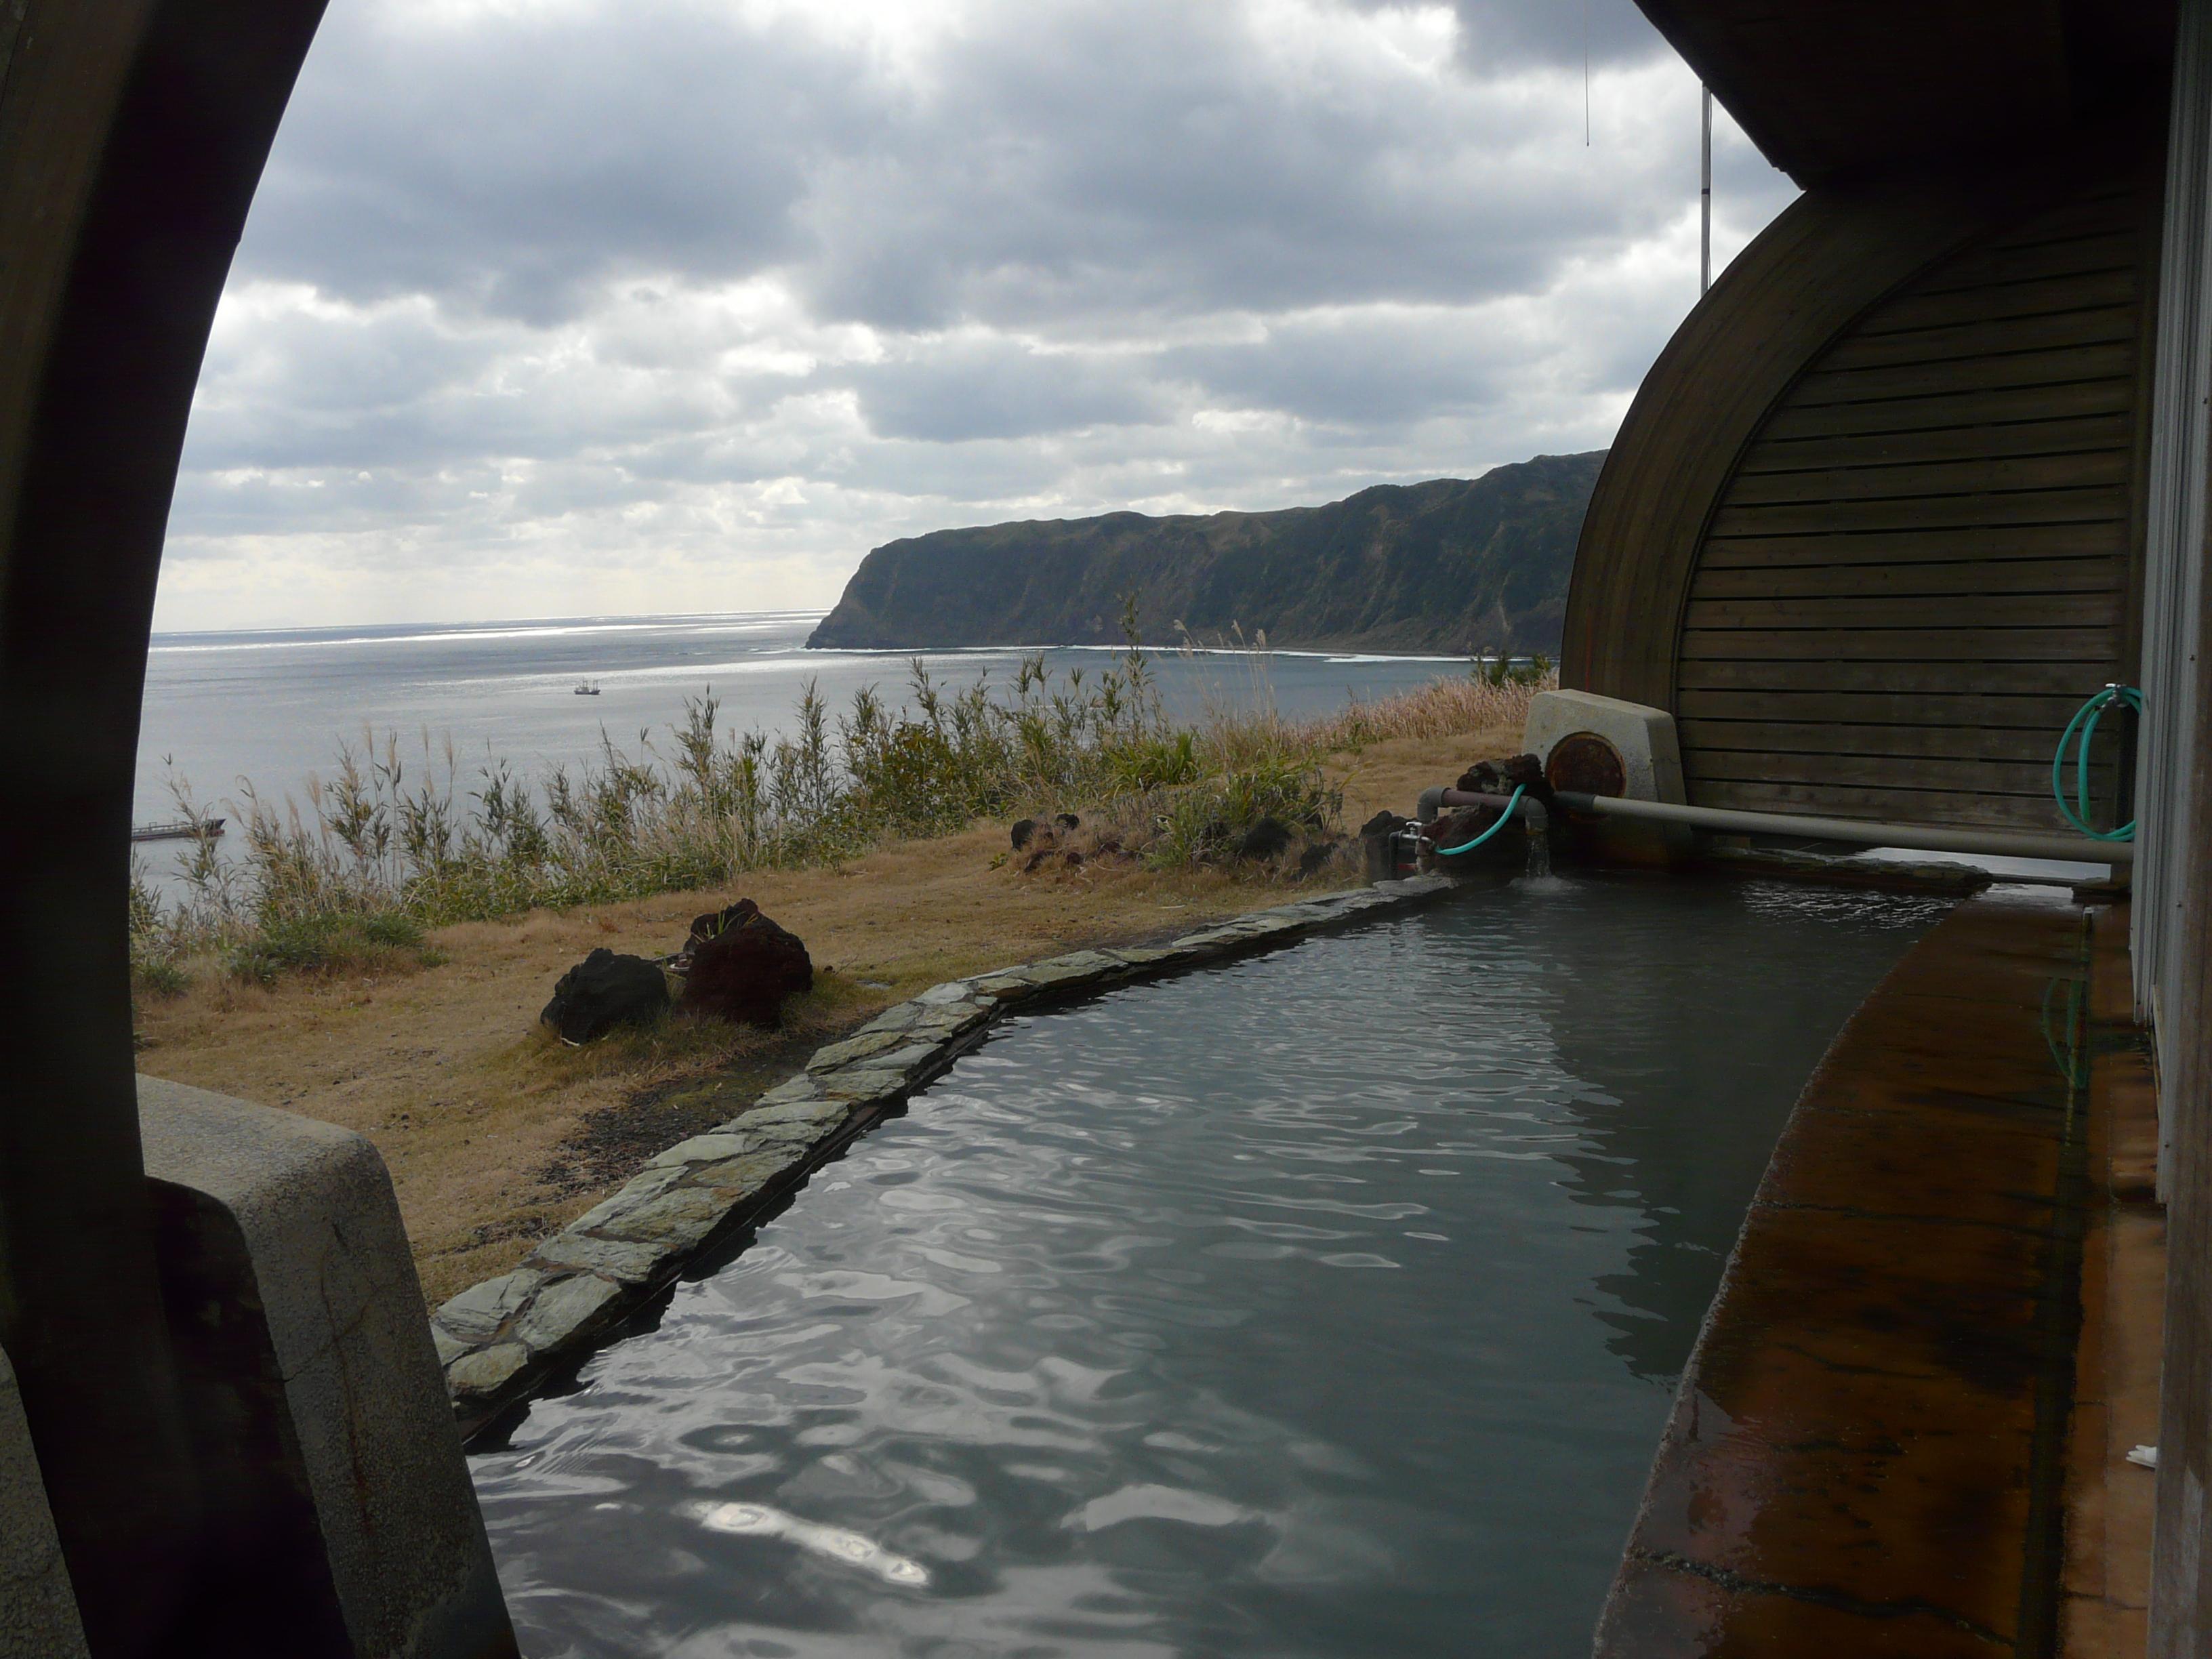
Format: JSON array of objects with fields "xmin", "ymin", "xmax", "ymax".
[
  {"xmin": 0, "ymin": 1345, "xmax": 89, "ymax": 1659},
  {"xmin": 1, "ymin": 1, "xmax": 342, "ymax": 1649},
  {"xmin": 138, "ymin": 1079, "xmax": 516, "ymax": 1658},
  {"xmin": 2, "ymin": 13, "xmax": 516, "ymax": 1650}
]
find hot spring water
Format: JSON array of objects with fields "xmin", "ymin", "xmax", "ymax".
[{"xmin": 472, "ymin": 877, "xmax": 1945, "ymax": 1657}]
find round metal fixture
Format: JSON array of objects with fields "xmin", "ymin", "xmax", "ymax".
[{"xmin": 1546, "ymin": 731, "xmax": 1626, "ymax": 799}]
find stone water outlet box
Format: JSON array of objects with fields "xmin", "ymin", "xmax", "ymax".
[{"xmin": 1523, "ymin": 690, "xmax": 1690, "ymax": 866}]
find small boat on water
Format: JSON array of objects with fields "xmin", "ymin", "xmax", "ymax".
[
  {"xmin": 131, "ymin": 816, "xmax": 224, "ymax": 844},
  {"xmin": 574, "ymin": 679, "xmax": 601, "ymax": 696}
]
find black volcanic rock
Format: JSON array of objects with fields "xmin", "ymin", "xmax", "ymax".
[
  {"xmin": 541, "ymin": 949, "xmax": 669, "ymax": 1043},
  {"xmin": 806, "ymin": 451, "xmax": 1603, "ymax": 657},
  {"xmin": 1237, "ymin": 817, "xmax": 1293, "ymax": 861},
  {"xmin": 680, "ymin": 899, "xmax": 813, "ymax": 1027}
]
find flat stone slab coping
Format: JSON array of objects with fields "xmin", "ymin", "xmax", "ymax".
[
  {"xmin": 1696, "ymin": 842, "xmax": 1995, "ymax": 896},
  {"xmin": 430, "ymin": 875, "xmax": 1456, "ymax": 1435},
  {"xmin": 1594, "ymin": 887, "xmax": 2101, "ymax": 1658}
]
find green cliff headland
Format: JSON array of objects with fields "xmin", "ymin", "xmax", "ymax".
[{"xmin": 808, "ymin": 449, "xmax": 1604, "ymax": 655}]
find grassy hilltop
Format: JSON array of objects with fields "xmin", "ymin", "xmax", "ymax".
[{"xmin": 808, "ymin": 449, "xmax": 1605, "ymax": 657}]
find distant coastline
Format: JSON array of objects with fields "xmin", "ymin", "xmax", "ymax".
[
  {"xmin": 133, "ymin": 611, "xmax": 1465, "ymax": 885},
  {"xmin": 808, "ymin": 449, "xmax": 1603, "ymax": 657},
  {"xmin": 146, "ymin": 609, "xmax": 828, "ymax": 652}
]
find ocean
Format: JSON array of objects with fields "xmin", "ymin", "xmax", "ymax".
[{"xmin": 134, "ymin": 611, "xmax": 1467, "ymax": 851}]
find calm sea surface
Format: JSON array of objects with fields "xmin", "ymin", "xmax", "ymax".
[
  {"xmin": 134, "ymin": 611, "xmax": 1463, "ymax": 836},
  {"xmin": 472, "ymin": 878, "xmax": 1947, "ymax": 1658}
]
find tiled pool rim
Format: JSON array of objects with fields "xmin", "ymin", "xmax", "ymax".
[{"xmin": 430, "ymin": 874, "xmax": 1460, "ymax": 1435}]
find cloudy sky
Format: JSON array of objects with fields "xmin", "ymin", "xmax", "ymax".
[{"xmin": 154, "ymin": 0, "xmax": 1794, "ymax": 633}]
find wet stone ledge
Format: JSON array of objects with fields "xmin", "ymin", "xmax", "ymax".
[{"xmin": 429, "ymin": 874, "xmax": 1456, "ymax": 1433}]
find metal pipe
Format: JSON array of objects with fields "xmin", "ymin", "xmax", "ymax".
[
  {"xmin": 1700, "ymin": 85, "xmax": 1713, "ymax": 294},
  {"xmin": 1551, "ymin": 792, "xmax": 2133, "ymax": 867},
  {"xmin": 1420, "ymin": 788, "xmax": 1549, "ymax": 839},
  {"xmin": 1419, "ymin": 783, "xmax": 1530, "ymax": 819},
  {"xmin": 1436, "ymin": 786, "xmax": 1519, "ymax": 811}
]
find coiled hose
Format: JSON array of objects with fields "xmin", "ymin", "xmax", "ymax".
[
  {"xmin": 1431, "ymin": 785, "xmax": 1526, "ymax": 857},
  {"xmin": 2052, "ymin": 684, "xmax": 2142, "ymax": 842}
]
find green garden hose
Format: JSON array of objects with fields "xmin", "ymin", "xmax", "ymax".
[
  {"xmin": 1433, "ymin": 785, "xmax": 1526, "ymax": 856},
  {"xmin": 2051, "ymin": 684, "xmax": 2143, "ymax": 842}
]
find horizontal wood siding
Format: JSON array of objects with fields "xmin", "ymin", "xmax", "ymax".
[{"xmin": 1676, "ymin": 180, "xmax": 2151, "ymax": 832}]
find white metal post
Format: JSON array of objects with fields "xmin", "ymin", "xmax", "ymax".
[{"xmin": 1700, "ymin": 85, "xmax": 1713, "ymax": 293}]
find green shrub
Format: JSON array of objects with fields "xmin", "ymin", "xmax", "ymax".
[
  {"xmin": 1470, "ymin": 651, "xmax": 1553, "ymax": 690},
  {"xmin": 1146, "ymin": 757, "xmax": 1343, "ymax": 869},
  {"xmin": 131, "ymin": 631, "xmax": 1552, "ymax": 985},
  {"xmin": 1104, "ymin": 730, "xmax": 1200, "ymax": 794},
  {"xmin": 131, "ymin": 956, "xmax": 190, "ymax": 999},
  {"xmin": 355, "ymin": 910, "xmax": 427, "ymax": 949},
  {"xmin": 224, "ymin": 910, "xmax": 443, "ymax": 986}
]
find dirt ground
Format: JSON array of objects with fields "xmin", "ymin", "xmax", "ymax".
[{"xmin": 134, "ymin": 728, "xmax": 1504, "ymax": 1305}]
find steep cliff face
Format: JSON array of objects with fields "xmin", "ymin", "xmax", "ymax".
[{"xmin": 806, "ymin": 449, "xmax": 1604, "ymax": 655}]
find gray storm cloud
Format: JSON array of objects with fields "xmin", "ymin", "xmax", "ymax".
[{"xmin": 159, "ymin": 0, "xmax": 1794, "ymax": 630}]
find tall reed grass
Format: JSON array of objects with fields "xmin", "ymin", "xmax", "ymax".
[{"xmin": 129, "ymin": 641, "xmax": 1553, "ymax": 989}]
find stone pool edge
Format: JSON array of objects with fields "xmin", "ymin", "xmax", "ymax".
[{"xmin": 430, "ymin": 873, "xmax": 1458, "ymax": 1437}]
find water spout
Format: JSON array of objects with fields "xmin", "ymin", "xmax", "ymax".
[{"xmin": 1517, "ymin": 800, "xmax": 1569, "ymax": 890}]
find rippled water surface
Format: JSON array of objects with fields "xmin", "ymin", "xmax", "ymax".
[{"xmin": 474, "ymin": 878, "xmax": 1948, "ymax": 1657}]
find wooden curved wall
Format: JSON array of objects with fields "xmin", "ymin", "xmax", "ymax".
[
  {"xmin": 1679, "ymin": 180, "xmax": 2155, "ymax": 828},
  {"xmin": 1565, "ymin": 128, "xmax": 2160, "ymax": 832}
]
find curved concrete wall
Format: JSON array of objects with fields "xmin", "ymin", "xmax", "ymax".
[{"xmin": 0, "ymin": 5, "xmax": 519, "ymax": 1653}]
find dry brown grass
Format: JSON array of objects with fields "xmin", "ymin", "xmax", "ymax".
[
  {"xmin": 135, "ymin": 716, "xmax": 1521, "ymax": 1306},
  {"xmin": 1296, "ymin": 674, "xmax": 1549, "ymax": 745}
]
